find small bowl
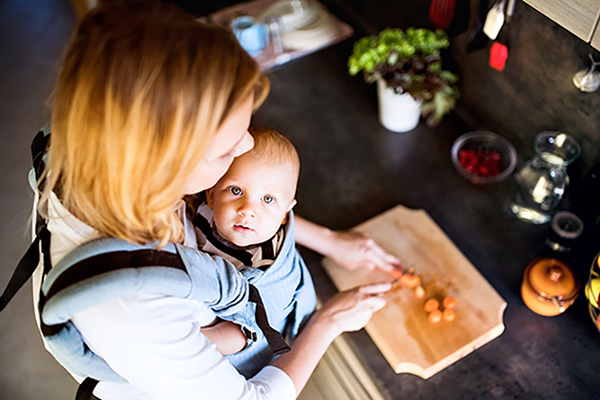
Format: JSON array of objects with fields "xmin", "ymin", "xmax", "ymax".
[{"xmin": 451, "ymin": 131, "xmax": 517, "ymax": 185}]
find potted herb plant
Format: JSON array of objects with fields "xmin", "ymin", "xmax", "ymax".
[{"xmin": 348, "ymin": 28, "xmax": 459, "ymax": 132}]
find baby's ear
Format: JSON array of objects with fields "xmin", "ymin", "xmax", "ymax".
[
  {"xmin": 282, "ymin": 199, "xmax": 297, "ymax": 225},
  {"xmin": 287, "ymin": 199, "xmax": 297, "ymax": 212},
  {"xmin": 206, "ymin": 188, "xmax": 215, "ymax": 209}
]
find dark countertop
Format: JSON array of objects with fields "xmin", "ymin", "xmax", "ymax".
[{"xmin": 252, "ymin": 31, "xmax": 600, "ymax": 400}]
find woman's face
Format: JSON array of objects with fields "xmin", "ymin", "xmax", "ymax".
[{"xmin": 183, "ymin": 96, "xmax": 255, "ymax": 195}]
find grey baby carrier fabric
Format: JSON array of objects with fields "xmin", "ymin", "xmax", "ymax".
[{"xmin": 40, "ymin": 237, "xmax": 253, "ymax": 383}]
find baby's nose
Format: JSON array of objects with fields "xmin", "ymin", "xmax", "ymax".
[{"xmin": 237, "ymin": 201, "xmax": 256, "ymax": 218}]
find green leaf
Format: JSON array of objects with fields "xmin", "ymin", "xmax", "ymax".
[
  {"xmin": 421, "ymin": 87, "xmax": 460, "ymax": 126},
  {"xmin": 348, "ymin": 27, "xmax": 459, "ymax": 125}
]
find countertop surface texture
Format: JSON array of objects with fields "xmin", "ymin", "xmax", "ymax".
[{"xmin": 252, "ymin": 32, "xmax": 600, "ymax": 400}]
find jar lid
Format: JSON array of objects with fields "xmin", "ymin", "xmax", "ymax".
[{"xmin": 525, "ymin": 258, "xmax": 580, "ymax": 302}]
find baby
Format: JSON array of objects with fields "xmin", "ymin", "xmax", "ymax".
[{"xmin": 194, "ymin": 126, "xmax": 316, "ymax": 378}]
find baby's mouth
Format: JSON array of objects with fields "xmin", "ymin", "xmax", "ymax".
[{"xmin": 233, "ymin": 224, "xmax": 254, "ymax": 233}]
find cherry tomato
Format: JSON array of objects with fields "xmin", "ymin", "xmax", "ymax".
[
  {"xmin": 424, "ymin": 298, "xmax": 440, "ymax": 312},
  {"xmin": 428, "ymin": 309, "xmax": 443, "ymax": 323},
  {"xmin": 442, "ymin": 296, "xmax": 457, "ymax": 309}
]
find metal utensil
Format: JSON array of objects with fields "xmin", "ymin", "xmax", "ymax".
[
  {"xmin": 573, "ymin": 53, "xmax": 600, "ymax": 93},
  {"xmin": 391, "ymin": 264, "xmax": 417, "ymax": 285},
  {"xmin": 483, "ymin": 0, "xmax": 506, "ymax": 40}
]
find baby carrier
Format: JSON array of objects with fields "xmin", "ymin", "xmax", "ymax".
[
  {"xmin": 0, "ymin": 126, "xmax": 290, "ymax": 399},
  {"xmin": 191, "ymin": 206, "xmax": 317, "ymax": 378}
]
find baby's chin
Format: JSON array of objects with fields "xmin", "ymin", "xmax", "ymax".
[
  {"xmin": 223, "ymin": 230, "xmax": 277, "ymax": 248},
  {"xmin": 229, "ymin": 236, "xmax": 269, "ymax": 248},
  {"xmin": 231, "ymin": 240, "xmax": 256, "ymax": 247}
]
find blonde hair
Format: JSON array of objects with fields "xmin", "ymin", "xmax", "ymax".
[
  {"xmin": 245, "ymin": 127, "xmax": 300, "ymax": 182},
  {"xmin": 40, "ymin": 1, "xmax": 269, "ymax": 245}
]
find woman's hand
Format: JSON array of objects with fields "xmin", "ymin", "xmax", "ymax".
[
  {"xmin": 294, "ymin": 216, "xmax": 403, "ymax": 274},
  {"xmin": 325, "ymin": 230, "xmax": 404, "ymax": 273},
  {"xmin": 270, "ymin": 282, "xmax": 391, "ymax": 394},
  {"xmin": 314, "ymin": 282, "xmax": 392, "ymax": 337}
]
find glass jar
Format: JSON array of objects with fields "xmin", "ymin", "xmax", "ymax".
[
  {"xmin": 510, "ymin": 132, "xmax": 581, "ymax": 224},
  {"xmin": 545, "ymin": 211, "xmax": 584, "ymax": 253}
]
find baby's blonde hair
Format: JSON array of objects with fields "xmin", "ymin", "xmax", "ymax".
[
  {"xmin": 246, "ymin": 127, "xmax": 300, "ymax": 183},
  {"xmin": 40, "ymin": 1, "xmax": 269, "ymax": 245}
]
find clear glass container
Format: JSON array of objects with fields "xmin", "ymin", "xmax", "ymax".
[
  {"xmin": 510, "ymin": 132, "xmax": 581, "ymax": 224},
  {"xmin": 545, "ymin": 211, "xmax": 584, "ymax": 253}
]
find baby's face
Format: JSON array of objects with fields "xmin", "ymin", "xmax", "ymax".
[{"xmin": 206, "ymin": 154, "xmax": 297, "ymax": 247}]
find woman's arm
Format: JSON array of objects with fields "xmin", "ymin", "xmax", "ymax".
[
  {"xmin": 294, "ymin": 216, "xmax": 404, "ymax": 273},
  {"xmin": 73, "ymin": 293, "xmax": 298, "ymax": 400},
  {"xmin": 73, "ymin": 283, "xmax": 390, "ymax": 400},
  {"xmin": 270, "ymin": 282, "xmax": 391, "ymax": 395}
]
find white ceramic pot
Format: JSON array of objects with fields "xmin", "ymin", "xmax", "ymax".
[{"xmin": 377, "ymin": 79, "xmax": 422, "ymax": 132}]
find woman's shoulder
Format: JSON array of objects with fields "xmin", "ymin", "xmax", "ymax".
[{"xmin": 46, "ymin": 191, "xmax": 102, "ymax": 265}]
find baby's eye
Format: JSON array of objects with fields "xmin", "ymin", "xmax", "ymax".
[
  {"xmin": 229, "ymin": 186, "xmax": 242, "ymax": 196},
  {"xmin": 262, "ymin": 194, "xmax": 274, "ymax": 204}
]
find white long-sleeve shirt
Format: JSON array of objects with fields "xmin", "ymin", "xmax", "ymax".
[{"xmin": 31, "ymin": 193, "xmax": 296, "ymax": 400}]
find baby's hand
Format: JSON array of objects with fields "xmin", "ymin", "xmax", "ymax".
[{"xmin": 200, "ymin": 319, "xmax": 247, "ymax": 356}]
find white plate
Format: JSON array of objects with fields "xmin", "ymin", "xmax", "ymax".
[
  {"xmin": 260, "ymin": 0, "xmax": 322, "ymax": 33},
  {"xmin": 281, "ymin": 10, "xmax": 337, "ymax": 50}
]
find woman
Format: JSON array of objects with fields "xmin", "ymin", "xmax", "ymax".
[{"xmin": 36, "ymin": 2, "xmax": 400, "ymax": 399}]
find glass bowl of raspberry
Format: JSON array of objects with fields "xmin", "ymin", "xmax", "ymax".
[{"xmin": 451, "ymin": 131, "xmax": 517, "ymax": 185}]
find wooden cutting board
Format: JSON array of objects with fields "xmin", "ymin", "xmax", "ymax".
[{"xmin": 322, "ymin": 205, "xmax": 507, "ymax": 379}]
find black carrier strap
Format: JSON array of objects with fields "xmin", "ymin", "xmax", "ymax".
[
  {"xmin": 39, "ymin": 248, "xmax": 187, "ymax": 336},
  {"xmin": 194, "ymin": 213, "xmax": 254, "ymax": 266},
  {"xmin": 0, "ymin": 128, "xmax": 50, "ymax": 312},
  {"xmin": 31, "ymin": 127, "xmax": 50, "ymax": 183},
  {"xmin": 248, "ymin": 285, "xmax": 291, "ymax": 356},
  {"xmin": 43, "ymin": 250, "xmax": 185, "ymax": 305},
  {"xmin": 0, "ymin": 227, "xmax": 48, "ymax": 312},
  {"xmin": 76, "ymin": 377, "xmax": 100, "ymax": 400}
]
